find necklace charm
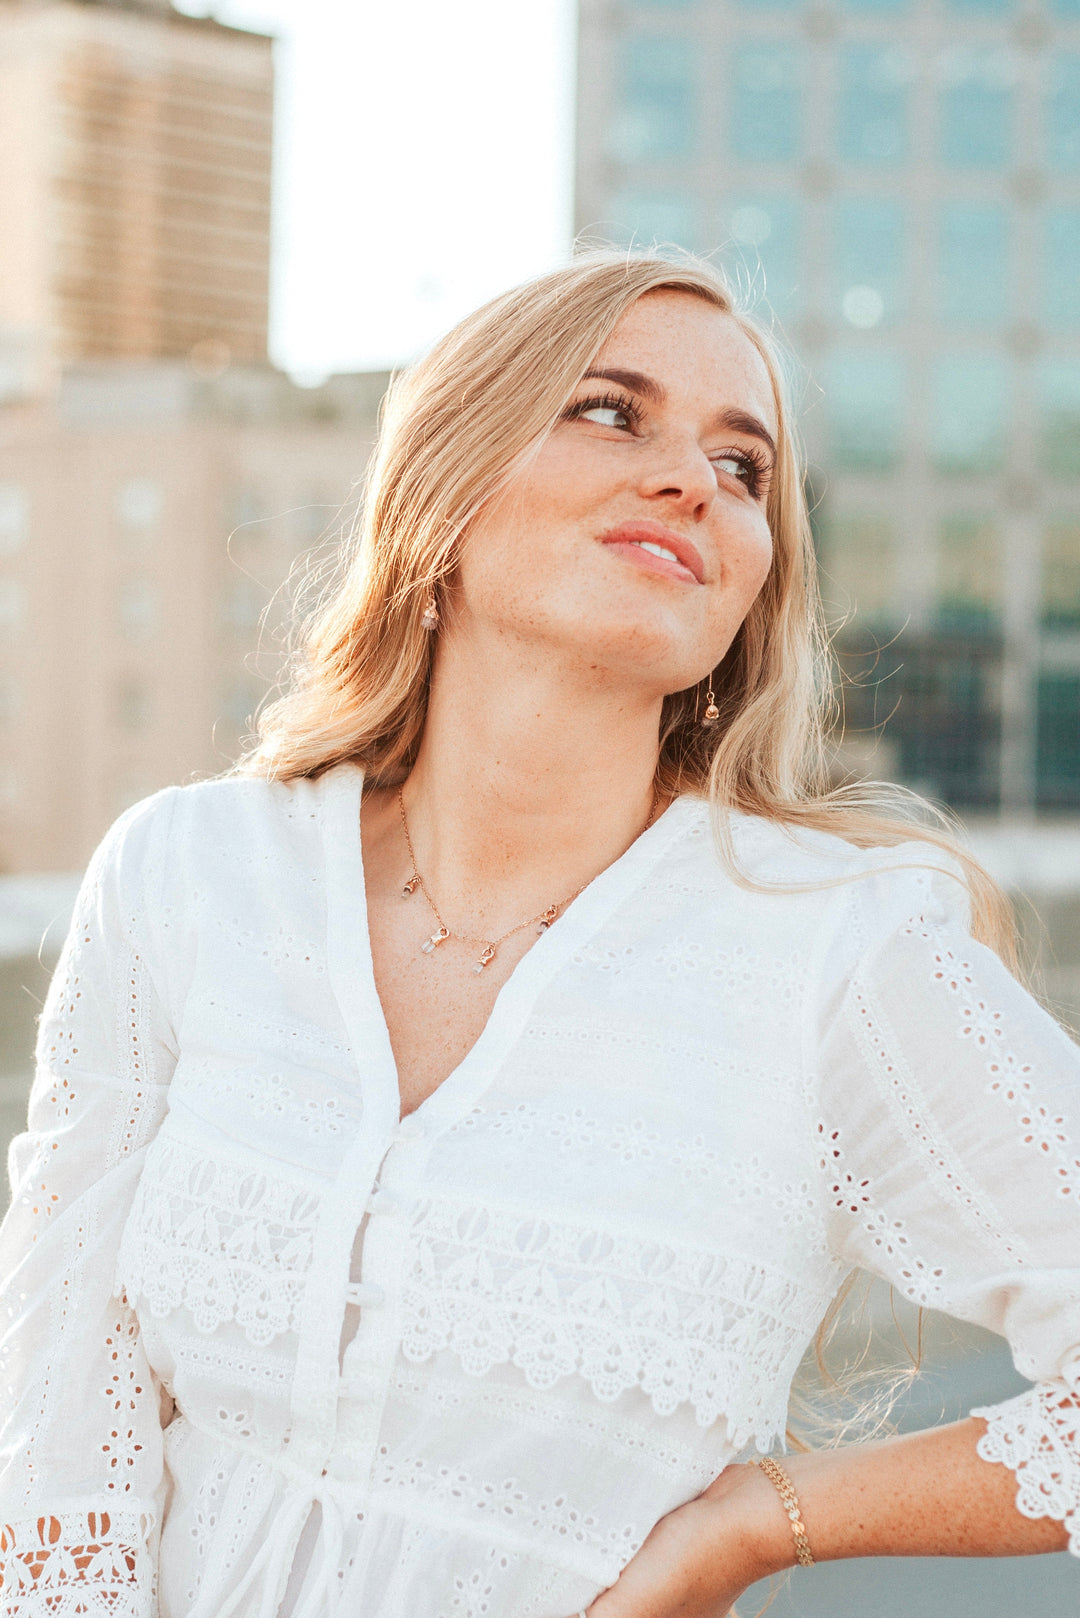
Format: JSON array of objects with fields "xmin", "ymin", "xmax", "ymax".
[{"xmin": 396, "ymin": 782, "xmax": 659, "ymax": 979}]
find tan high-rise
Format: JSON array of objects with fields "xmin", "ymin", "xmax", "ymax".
[
  {"xmin": 0, "ymin": 1, "xmax": 388, "ymax": 873},
  {"xmin": 0, "ymin": 0, "xmax": 272, "ymax": 372}
]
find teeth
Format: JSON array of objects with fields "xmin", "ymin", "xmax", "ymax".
[{"xmin": 635, "ymin": 541, "xmax": 679, "ymax": 564}]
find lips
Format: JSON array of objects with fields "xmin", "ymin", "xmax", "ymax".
[{"xmin": 598, "ymin": 521, "xmax": 705, "ymax": 585}]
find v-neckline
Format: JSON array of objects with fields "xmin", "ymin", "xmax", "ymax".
[{"xmin": 322, "ymin": 762, "xmax": 702, "ymax": 1135}]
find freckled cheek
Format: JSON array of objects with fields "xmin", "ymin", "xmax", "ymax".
[
  {"xmin": 750, "ymin": 531, "xmax": 775, "ymax": 593},
  {"xmin": 716, "ymin": 521, "xmax": 774, "ymax": 601}
]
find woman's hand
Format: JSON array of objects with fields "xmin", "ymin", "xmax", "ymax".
[{"xmin": 575, "ymin": 1462, "xmax": 791, "ymax": 1618}]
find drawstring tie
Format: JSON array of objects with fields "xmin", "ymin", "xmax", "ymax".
[{"xmin": 193, "ymin": 1476, "xmax": 349, "ymax": 1618}]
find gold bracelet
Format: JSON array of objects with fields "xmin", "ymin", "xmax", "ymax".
[{"xmin": 754, "ymin": 1455, "xmax": 816, "ymax": 1567}]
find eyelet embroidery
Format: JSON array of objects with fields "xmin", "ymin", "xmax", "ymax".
[{"xmin": 910, "ymin": 924, "xmax": 1080, "ymax": 1201}]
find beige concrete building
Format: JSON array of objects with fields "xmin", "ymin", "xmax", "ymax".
[
  {"xmin": 0, "ymin": 0, "xmax": 389, "ymax": 872},
  {"xmin": 0, "ymin": 363, "xmax": 387, "ymax": 871},
  {"xmin": 0, "ymin": 0, "xmax": 273, "ymax": 375}
]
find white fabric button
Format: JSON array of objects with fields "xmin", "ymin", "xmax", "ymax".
[
  {"xmin": 395, "ymin": 1114, "xmax": 425, "ymax": 1142},
  {"xmin": 366, "ymin": 1186, "xmax": 402, "ymax": 1216},
  {"xmin": 344, "ymin": 1281, "xmax": 385, "ymax": 1308}
]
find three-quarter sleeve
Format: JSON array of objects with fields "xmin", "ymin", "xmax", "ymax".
[
  {"xmin": 0, "ymin": 790, "xmax": 181, "ymax": 1617},
  {"xmin": 814, "ymin": 855, "xmax": 1080, "ymax": 1556}
]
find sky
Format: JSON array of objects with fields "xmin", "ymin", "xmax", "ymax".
[{"xmin": 174, "ymin": 0, "xmax": 577, "ymax": 380}]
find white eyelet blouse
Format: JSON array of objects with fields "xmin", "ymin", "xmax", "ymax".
[{"xmin": 1, "ymin": 763, "xmax": 1078, "ymax": 1618}]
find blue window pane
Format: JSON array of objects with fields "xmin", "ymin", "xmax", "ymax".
[
  {"xmin": 720, "ymin": 196, "xmax": 802, "ymax": 318},
  {"xmin": 937, "ymin": 202, "xmax": 1009, "ymax": 325},
  {"xmin": 1046, "ymin": 209, "xmax": 1080, "ymax": 327},
  {"xmin": 730, "ymin": 44, "xmax": 802, "ymax": 162},
  {"xmin": 834, "ymin": 198, "xmax": 906, "ymax": 326},
  {"xmin": 612, "ymin": 36, "xmax": 695, "ymax": 161},
  {"xmin": 823, "ymin": 350, "xmax": 905, "ymax": 470},
  {"xmin": 605, "ymin": 190, "xmax": 699, "ymax": 250},
  {"xmin": 1048, "ymin": 55, "xmax": 1080, "ymax": 172},
  {"xmin": 1051, "ymin": 0, "xmax": 1080, "ymax": 17},
  {"xmin": 837, "ymin": 45, "xmax": 911, "ymax": 165},
  {"xmin": 939, "ymin": 47, "xmax": 1014, "ymax": 168},
  {"xmin": 1037, "ymin": 675, "xmax": 1080, "ymax": 808},
  {"xmin": 931, "ymin": 355, "xmax": 1009, "ymax": 474},
  {"xmin": 1038, "ymin": 360, "xmax": 1080, "ymax": 476}
]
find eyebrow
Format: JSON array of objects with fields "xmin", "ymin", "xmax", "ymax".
[{"xmin": 580, "ymin": 366, "xmax": 778, "ymax": 465}]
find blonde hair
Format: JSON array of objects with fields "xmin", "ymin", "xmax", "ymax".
[{"xmin": 241, "ymin": 246, "xmax": 1017, "ymax": 966}]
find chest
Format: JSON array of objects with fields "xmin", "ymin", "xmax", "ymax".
[
  {"xmin": 365, "ymin": 881, "xmax": 549, "ymax": 1116},
  {"xmin": 128, "ymin": 835, "xmax": 845, "ymax": 1462}
]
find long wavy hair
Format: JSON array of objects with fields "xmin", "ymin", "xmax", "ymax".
[{"xmin": 240, "ymin": 247, "xmax": 1017, "ymax": 966}]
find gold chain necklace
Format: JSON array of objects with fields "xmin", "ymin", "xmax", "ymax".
[{"xmin": 397, "ymin": 784, "xmax": 661, "ymax": 974}]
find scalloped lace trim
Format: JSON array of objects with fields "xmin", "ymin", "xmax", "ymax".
[
  {"xmin": 118, "ymin": 1145, "xmax": 835, "ymax": 1446},
  {"xmin": 399, "ymin": 1197, "xmax": 832, "ymax": 1443},
  {"xmin": 972, "ymin": 1382, "xmax": 1080, "ymax": 1556},
  {"xmin": 0, "ymin": 1507, "xmax": 155, "ymax": 1616},
  {"xmin": 122, "ymin": 1132, "xmax": 841, "ymax": 1449},
  {"xmin": 118, "ymin": 1136, "xmax": 319, "ymax": 1345}
]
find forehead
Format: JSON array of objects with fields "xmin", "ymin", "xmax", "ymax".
[{"xmin": 595, "ymin": 290, "xmax": 778, "ymax": 437}]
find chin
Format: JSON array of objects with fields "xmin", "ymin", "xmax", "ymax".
[{"xmin": 562, "ymin": 616, "xmax": 705, "ymax": 693}]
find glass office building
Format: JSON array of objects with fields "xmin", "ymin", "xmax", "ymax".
[{"xmin": 575, "ymin": 0, "xmax": 1080, "ymax": 813}]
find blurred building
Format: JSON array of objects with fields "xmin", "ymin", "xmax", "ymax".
[
  {"xmin": 576, "ymin": 0, "xmax": 1080, "ymax": 815},
  {"xmin": 0, "ymin": 364, "xmax": 386, "ymax": 871},
  {"xmin": 0, "ymin": 0, "xmax": 388, "ymax": 871},
  {"xmin": 0, "ymin": 0, "xmax": 272, "ymax": 372}
]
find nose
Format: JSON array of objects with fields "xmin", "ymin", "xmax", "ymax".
[{"xmin": 635, "ymin": 432, "xmax": 716, "ymax": 521}]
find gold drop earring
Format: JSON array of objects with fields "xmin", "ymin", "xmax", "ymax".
[
  {"xmin": 700, "ymin": 682, "xmax": 720, "ymax": 729},
  {"xmin": 421, "ymin": 590, "xmax": 439, "ymax": 632}
]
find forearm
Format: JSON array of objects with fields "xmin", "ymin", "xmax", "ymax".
[
  {"xmin": 583, "ymin": 1411, "xmax": 1074, "ymax": 1617},
  {"xmin": 767, "ymin": 1414, "xmax": 1070, "ymax": 1568}
]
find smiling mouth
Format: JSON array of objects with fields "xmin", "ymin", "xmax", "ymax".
[
  {"xmin": 598, "ymin": 523, "xmax": 705, "ymax": 585},
  {"xmin": 634, "ymin": 540, "xmax": 679, "ymax": 564}
]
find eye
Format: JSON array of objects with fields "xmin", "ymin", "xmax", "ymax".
[
  {"xmin": 562, "ymin": 390, "xmax": 643, "ymax": 432},
  {"xmin": 580, "ymin": 403, "xmax": 634, "ymax": 429},
  {"xmin": 711, "ymin": 447, "xmax": 772, "ymax": 500}
]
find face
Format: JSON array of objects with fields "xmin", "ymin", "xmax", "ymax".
[{"xmin": 453, "ymin": 289, "xmax": 778, "ymax": 698}]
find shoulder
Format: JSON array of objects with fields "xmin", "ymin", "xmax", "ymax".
[
  {"xmin": 90, "ymin": 764, "xmax": 358, "ymax": 892},
  {"xmin": 671, "ymin": 797, "xmax": 963, "ymax": 890},
  {"xmin": 682, "ymin": 803, "xmax": 973, "ymax": 948},
  {"xmin": 730, "ymin": 808, "xmax": 964, "ymax": 899},
  {"xmin": 657, "ymin": 801, "xmax": 971, "ymax": 959}
]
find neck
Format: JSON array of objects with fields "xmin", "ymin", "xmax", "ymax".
[{"xmin": 394, "ymin": 632, "xmax": 670, "ymax": 932}]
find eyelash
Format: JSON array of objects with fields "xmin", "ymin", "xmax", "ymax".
[
  {"xmin": 562, "ymin": 391, "xmax": 773, "ymax": 500},
  {"xmin": 562, "ymin": 389, "xmax": 644, "ymax": 430}
]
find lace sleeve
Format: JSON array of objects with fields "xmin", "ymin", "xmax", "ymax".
[
  {"xmin": 815, "ymin": 858, "xmax": 1080, "ymax": 1556},
  {"xmin": 0, "ymin": 791, "xmax": 181, "ymax": 1617},
  {"xmin": 970, "ymin": 1383, "xmax": 1080, "ymax": 1556}
]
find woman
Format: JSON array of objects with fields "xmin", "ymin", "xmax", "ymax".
[{"xmin": 1, "ymin": 250, "xmax": 1077, "ymax": 1618}]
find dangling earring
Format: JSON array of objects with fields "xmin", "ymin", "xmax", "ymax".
[
  {"xmin": 421, "ymin": 590, "xmax": 439, "ymax": 632},
  {"xmin": 700, "ymin": 682, "xmax": 719, "ymax": 729}
]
